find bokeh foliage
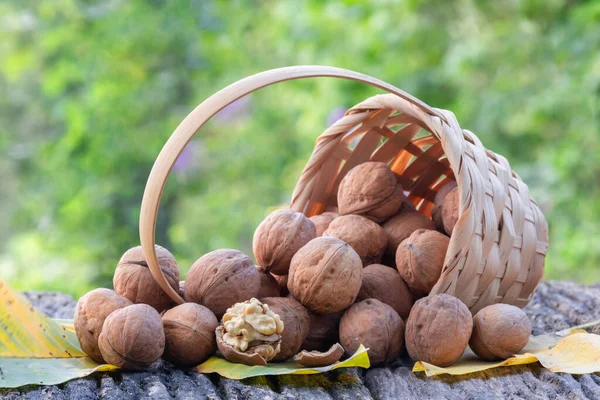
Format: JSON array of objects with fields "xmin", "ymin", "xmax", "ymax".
[{"xmin": 0, "ymin": 0, "xmax": 598, "ymax": 296}]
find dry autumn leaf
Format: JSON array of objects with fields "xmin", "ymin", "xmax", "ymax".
[
  {"xmin": 0, "ymin": 278, "xmax": 370, "ymax": 388},
  {"xmin": 413, "ymin": 322, "xmax": 600, "ymax": 376},
  {"xmin": 0, "ymin": 278, "xmax": 119, "ymax": 388}
]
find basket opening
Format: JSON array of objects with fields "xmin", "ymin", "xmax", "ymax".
[{"xmin": 298, "ymin": 105, "xmax": 457, "ymax": 219}]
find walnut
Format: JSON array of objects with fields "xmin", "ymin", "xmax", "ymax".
[
  {"xmin": 255, "ymin": 266, "xmax": 281, "ymax": 298},
  {"xmin": 310, "ymin": 212, "xmax": 339, "ymax": 237},
  {"xmin": 185, "ymin": 249, "xmax": 260, "ymax": 318},
  {"xmin": 439, "ymin": 186, "xmax": 459, "ymax": 236},
  {"xmin": 356, "ymin": 264, "xmax": 414, "ymax": 320},
  {"xmin": 261, "ymin": 297, "xmax": 310, "ymax": 361},
  {"xmin": 252, "ymin": 209, "xmax": 317, "ymax": 275},
  {"xmin": 113, "ymin": 245, "xmax": 180, "ymax": 312},
  {"xmin": 396, "ymin": 229, "xmax": 450, "ymax": 296},
  {"xmin": 98, "ymin": 304, "xmax": 165, "ymax": 370},
  {"xmin": 469, "ymin": 304, "xmax": 532, "ymax": 360},
  {"xmin": 301, "ymin": 311, "xmax": 342, "ymax": 352},
  {"xmin": 405, "ymin": 294, "xmax": 472, "ymax": 367},
  {"xmin": 382, "ymin": 211, "xmax": 435, "ymax": 261},
  {"xmin": 216, "ymin": 298, "xmax": 284, "ymax": 366},
  {"xmin": 323, "ymin": 215, "xmax": 387, "ymax": 267},
  {"xmin": 293, "ymin": 343, "xmax": 344, "ymax": 367},
  {"xmin": 288, "ymin": 237, "xmax": 362, "ymax": 314},
  {"xmin": 339, "ymin": 299, "xmax": 405, "ymax": 366},
  {"xmin": 162, "ymin": 303, "xmax": 218, "ymax": 367},
  {"xmin": 272, "ymin": 273, "xmax": 289, "ymax": 297},
  {"xmin": 74, "ymin": 288, "xmax": 132, "ymax": 362},
  {"xmin": 431, "ymin": 182, "xmax": 457, "ymax": 231},
  {"xmin": 337, "ymin": 162, "xmax": 404, "ymax": 223}
]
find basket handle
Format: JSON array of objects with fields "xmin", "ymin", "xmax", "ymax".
[{"xmin": 140, "ymin": 65, "xmax": 443, "ymax": 304}]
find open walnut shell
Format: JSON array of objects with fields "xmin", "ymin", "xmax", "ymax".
[
  {"xmin": 216, "ymin": 325, "xmax": 281, "ymax": 366},
  {"xmin": 293, "ymin": 343, "xmax": 344, "ymax": 367}
]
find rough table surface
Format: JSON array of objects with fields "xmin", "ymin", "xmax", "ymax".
[{"xmin": 2, "ymin": 281, "xmax": 600, "ymax": 400}]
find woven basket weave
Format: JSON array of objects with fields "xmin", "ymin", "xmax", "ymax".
[{"xmin": 139, "ymin": 66, "xmax": 549, "ymax": 314}]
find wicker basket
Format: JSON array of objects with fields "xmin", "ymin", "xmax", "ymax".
[{"xmin": 139, "ymin": 66, "xmax": 549, "ymax": 314}]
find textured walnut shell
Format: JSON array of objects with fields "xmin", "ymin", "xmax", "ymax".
[
  {"xmin": 253, "ymin": 209, "xmax": 317, "ymax": 275},
  {"xmin": 440, "ymin": 186, "xmax": 459, "ymax": 236},
  {"xmin": 470, "ymin": 304, "xmax": 532, "ymax": 360},
  {"xmin": 431, "ymin": 182, "xmax": 457, "ymax": 231},
  {"xmin": 323, "ymin": 215, "xmax": 387, "ymax": 267},
  {"xmin": 272, "ymin": 273, "xmax": 289, "ymax": 297},
  {"xmin": 113, "ymin": 245, "xmax": 180, "ymax": 313},
  {"xmin": 382, "ymin": 212, "xmax": 435, "ymax": 260},
  {"xmin": 261, "ymin": 297, "xmax": 310, "ymax": 361},
  {"xmin": 184, "ymin": 249, "xmax": 260, "ymax": 318},
  {"xmin": 301, "ymin": 312, "xmax": 342, "ymax": 352},
  {"xmin": 216, "ymin": 325, "xmax": 281, "ymax": 366},
  {"xmin": 396, "ymin": 229, "xmax": 450, "ymax": 296},
  {"xmin": 293, "ymin": 343, "xmax": 344, "ymax": 367},
  {"xmin": 162, "ymin": 303, "xmax": 218, "ymax": 367},
  {"xmin": 98, "ymin": 304, "xmax": 165, "ymax": 370},
  {"xmin": 339, "ymin": 299, "xmax": 405, "ymax": 366},
  {"xmin": 74, "ymin": 288, "xmax": 132, "ymax": 363},
  {"xmin": 405, "ymin": 294, "xmax": 473, "ymax": 367},
  {"xmin": 356, "ymin": 264, "xmax": 414, "ymax": 320},
  {"xmin": 288, "ymin": 237, "xmax": 362, "ymax": 314},
  {"xmin": 337, "ymin": 162, "xmax": 404, "ymax": 223},
  {"xmin": 310, "ymin": 212, "xmax": 339, "ymax": 237},
  {"xmin": 255, "ymin": 266, "xmax": 281, "ymax": 298}
]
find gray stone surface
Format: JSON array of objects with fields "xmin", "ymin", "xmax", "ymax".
[{"xmin": 2, "ymin": 281, "xmax": 600, "ymax": 399}]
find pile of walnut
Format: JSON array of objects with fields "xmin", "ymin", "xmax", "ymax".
[{"xmin": 74, "ymin": 161, "xmax": 532, "ymax": 370}]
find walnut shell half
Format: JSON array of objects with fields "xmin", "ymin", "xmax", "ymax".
[
  {"xmin": 216, "ymin": 325, "xmax": 280, "ymax": 366},
  {"xmin": 293, "ymin": 343, "xmax": 344, "ymax": 367}
]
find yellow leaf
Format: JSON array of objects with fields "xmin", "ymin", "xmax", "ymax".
[
  {"xmin": 0, "ymin": 278, "xmax": 119, "ymax": 388},
  {"xmin": 53, "ymin": 319, "xmax": 75, "ymax": 333},
  {"xmin": 413, "ymin": 321, "xmax": 600, "ymax": 377},
  {"xmin": 0, "ymin": 278, "xmax": 369, "ymax": 387},
  {"xmin": 0, "ymin": 279, "xmax": 84, "ymax": 358},
  {"xmin": 0, "ymin": 358, "xmax": 119, "ymax": 388},
  {"xmin": 528, "ymin": 332, "xmax": 600, "ymax": 374},
  {"xmin": 197, "ymin": 345, "xmax": 370, "ymax": 380}
]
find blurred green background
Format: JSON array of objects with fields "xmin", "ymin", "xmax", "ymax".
[{"xmin": 1, "ymin": 0, "xmax": 598, "ymax": 297}]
